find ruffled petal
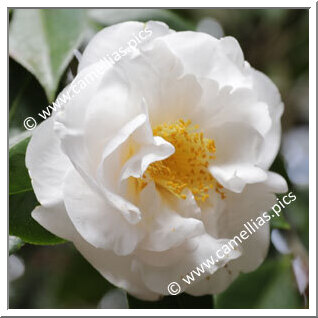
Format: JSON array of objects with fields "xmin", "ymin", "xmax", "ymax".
[
  {"xmin": 207, "ymin": 122, "xmax": 267, "ymax": 193},
  {"xmin": 159, "ymin": 32, "xmax": 252, "ymax": 89},
  {"xmin": 63, "ymin": 169, "xmax": 144, "ymax": 256},
  {"xmin": 138, "ymin": 182, "xmax": 205, "ymax": 252},
  {"xmin": 251, "ymin": 69, "xmax": 284, "ymax": 169},
  {"xmin": 79, "ymin": 21, "xmax": 173, "ymax": 72}
]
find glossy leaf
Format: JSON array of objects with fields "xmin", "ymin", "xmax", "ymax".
[
  {"xmin": 9, "ymin": 190, "xmax": 65, "ymax": 245},
  {"xmin": 9, "ymin": 58, "xmax": 48, "ymax": 132},
  {"xmin": 9, "ymin": 137, "xmax": 32, "ymax": 195},
  {"xmin": 9, "ymin": 138, "xmax": 65, "ymax": 245},
  {"xmin": 9, "ymin": 9, "xmax": 86, "ymax": 101}
]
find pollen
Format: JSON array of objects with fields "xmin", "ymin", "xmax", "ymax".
[{"xmin": 137, "ymin": 119, "xmax": 225, "ymax": 202}]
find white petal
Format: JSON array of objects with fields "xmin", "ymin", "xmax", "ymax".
[
  {"xmin": 63, "ymin": 169, "xmax": 144, "ymax": 256},
  {"xmin": 25, "ymin": 117, "xmax": 72, "ymax": 207},
  {"xmin": 197, "ymin": 84, "xmax": 272, "ymax": 137},
  {"xmin": 138, "ymin": 183, "xmax": 205, "ymax": 252},
  {"xmin": 260, "ymin": 171, "xmax": 288, "ymax": 193},
  {"xmin": 136, "ymin": 233, "xmax": 241, "ymax": 295},
  {"xmin": 187, "ymin": 184, "xmax": 278, "ymax": 295},
  {"xmin": 79, "ymin": 21, "xmax": 172, "ymax": 72},
  {"xmin": 135, "ymin": 241, "xmax": 195, "ymax": 268},
  {"xmin": 167, "ymin": 189, "xmax": 202, "ymax": 219},
  {"xmin": 189, "ymin": 171, "xmax": 287, "ymax": 295},
  {"xmin": 54, "ymin": 61, "xmax": 137, "ymax": 181},
  {"xmin": 208, "ymin": 122, "xmax": 267, "ymax": 193},
  {"xmin": 186, "ymin": 263, "xmax": 239, "ymax": 295},
  {"xmin": 252, "ymin": 69, "xmax": 284, "ymax": 118},
  {"xmin": 97, "ymin": 101, "xmax": 174, "ymax": 184},
  {"xmin": 251, "ymin": 69, "xmax": 284, "ymax": 168},
  {"xmin": 120, "ymin": 136, "xmax": 175, "ymax": 181},
  {"xmin": 200, "ymin": 191, "xmax": 227, "ymax": 238},
  {"xmin": 159, "ymin": 32, "xmax": 251, "ymax": 89},
  {"xmin": 97, "ymin": 113, "xmax": 148, "ymax": 185},
  {"xmin": 55, "ymin": 67, "xmax": 145, "ymax": 224},
  {"xmin": 257, "ymin": 118, "xmax": 282, "ymax": 169},
  {"xmin": 72, "ymin": 233, "xmax": 159, "ymax": 300},
  {"xmin": 217, "ymin": 177, "xmax": 281, "ymax": 239},
  {"xmin": 31, "ymin": 203, "xmax": 77, "ymax": 241},
  {"xmin": 97, "ymin": 39, "xmax": 202, "ymax": 127}
]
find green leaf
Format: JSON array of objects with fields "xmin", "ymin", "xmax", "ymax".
[
  {"xmin": 284, "ymin": 188, "xmax": 309, "ymax": 249},
  {"xmin": 9, "ymin": 138, "xmax": 65, "ymax": 245},
  {"xmin": 269, "ymin": 155, "xmax": 291, "ymax": 230},
  {"xmin": 9, "ymin": 9, "xmax": 87, "ymax": 101},
  {"xmin": 54, "ymin": 246, "xmax": 114, "ymax": 308},
  {"xmin": 9, "ymin": 58, "xmax": 48, "ymax": 132},
  {"xmin": 214, "ymin": 256, "xmax": 303, "ymax": 309},
  {"xmin": 9, "ymin": 236, "xmax": 25, "ymax": 255},
  {"xmin": 9, "ymin": 137, "xmax": 32, "ymax": 195},
  {"xmin": 88, "ymin": 9, "xmax": 195, "ymax": 31},
  {"xmin": 128, "ymin": 293, "xmax": 213, "ymax": 309},
  {"xmin": 9, "ymin": 190, "xmax": 65, "ymax": 245},
  {"xmin": 10, "ymin": 244, "xmax": 114, "ymax": 308},
  {"xmin": 270, "ymin": 211, "xmax": 291, "ymax": 230},
  {"xmin": 270, "ymin": 193, "xmax": 291, "ymax": 230}
]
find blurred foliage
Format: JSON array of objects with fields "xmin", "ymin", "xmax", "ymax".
[
  {"xmin": 9, "ymin": 236, "xmax": 25, "ymax": 255},
  {"xmin": 11, "ymin": 243, "xmax": 113, "ymax": 308},
  {"xmin": 214, "ymin": 255, "xmax": 303, "ymax": 309},
  {"xmin": 9, "ymin": 8, "xmax": 309, "ymax": 309}
]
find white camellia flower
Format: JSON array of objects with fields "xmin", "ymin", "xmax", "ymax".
[{"xmin": 26, "ymin": 21, "xmax": 287, "ymax": 300}]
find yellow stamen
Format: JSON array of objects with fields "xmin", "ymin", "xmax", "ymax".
[{"xmin": 136, "ymin": 119, "xmax": 225, "ymax": 202}]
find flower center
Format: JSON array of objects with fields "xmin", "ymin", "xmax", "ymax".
[{"xmin": 138, "ymin": 119, "xmax": 225, "ymax": 202}]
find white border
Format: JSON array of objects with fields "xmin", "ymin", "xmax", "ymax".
[{"xmin": 3, "ymin": 0, "xmax": 316, "ymax": 316}]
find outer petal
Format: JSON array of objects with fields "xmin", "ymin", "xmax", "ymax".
[
  {"xmin": 136, "ymin": 233, "xmax": 241, "ymax": 295},
  {"xmin": 159, "ymin": 32, "xmax": 251, "ymax": 89},
  {"xmin": 33, "ymin": 204, "xmax": 159, "ymax": 300},
  {"xmin": 31, "ymin": 203, "xmax": 77, "ymax": 242},
  {"xmin": 251, "ymin": 69, "xmax": 284, "ymax": 169},
  {"xmin": 186, "ymin": 172, "xmax": 287, "ymax": 295},
  {"xmin": 25, "ymin": 117, "xmax": 72, "ymax": 207},
  {"xmin": 73, "ymin": 237, "xmax": 160, "ymax": 301},
  {"xmin": 78, "ymin": 21, "xmax": 173, "ymax": 72},
  {"xmin": 210, "ymin": 171, "xmax": 287, "ymax": 240}
]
